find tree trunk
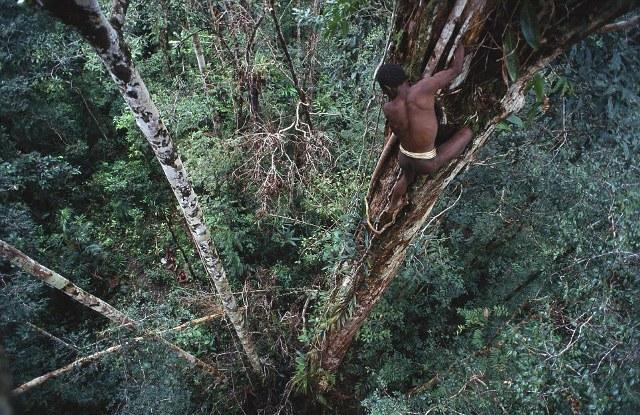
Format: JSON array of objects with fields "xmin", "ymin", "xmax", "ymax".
[
  {"xmin": 311, "ymin": 0, "xmax": 636, "ymax": 380},
  {"xmin": 302, "ymin": 0, "xmax": 323, "ymax": 103},
  {"xmin": 36, "ymin": 0, "xmax": 263, "ymax": 375}
]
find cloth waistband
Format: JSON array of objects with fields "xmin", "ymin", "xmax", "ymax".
[{"xmin": 399, "ymin": 144, "xmax": 437, "ymax": 160}]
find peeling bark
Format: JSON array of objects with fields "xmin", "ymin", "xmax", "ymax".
[
  {"xmin": 35, "ymin": 0, "xmax": 263, "ymax": 375},
  {"xmin": 312, "ymin": 0, "xmax": 636, "ymax": 378}
]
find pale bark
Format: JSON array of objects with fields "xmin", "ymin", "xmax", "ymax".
[
  {"xmin": 311, "ymin": 0, "xmax": 637, "ymax": 377},
  {"xmin": 0, "ymin": 239, "xmax": 134, "ymax": 327},
  {"xmin": 12, "ymin": 312, "xmax": 225, "ymax": 395},
  {"xmin": 37, "ymin": 0, "xmax": 263, "ymax": 375},
  {"xmin": 12, "ymin": 344, "xmax": 125, "ymax": 395},
  {"xmin": 156, "ymin": 312, "xmax": 224, "ymax": 335},
  {"xmin": 192, "ymin": 32, "xmax": 209, "ymax": 91},
  {"xmin": 0, "ymin": 240, "xmax": 220, "ymax": 378},
  {"xmin": 599, "ymin": 14, "xmax": 640, "ymax": 32}
]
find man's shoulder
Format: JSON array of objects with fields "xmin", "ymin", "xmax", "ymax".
[
  {"xmin": 409, "ymin": 77, "xmax": 436, "ymax": 95},
  {"xmin": 383, "ymin": 100, "xmax": 402, "ymax": 114}
]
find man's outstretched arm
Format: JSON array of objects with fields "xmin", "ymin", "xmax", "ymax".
[{"xmin": 420, "ymin": 45, "xmax": 465, "ymax": 93}]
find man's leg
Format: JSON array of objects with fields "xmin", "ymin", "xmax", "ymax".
[
  {"xmin": 417, "ymin": 127, "xmax": 473, "ymax": 174},
  {"xmin": 389, "ymin": 166, "xmax": 416, "ymax": 211},
  {"xmin": 437, "ymin": 127, "xmax": 473, "ymax": 163}
]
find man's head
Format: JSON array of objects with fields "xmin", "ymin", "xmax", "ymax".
[{"xmin": 376, "ymin": 64, "xmax": 408, "ymax": 97}]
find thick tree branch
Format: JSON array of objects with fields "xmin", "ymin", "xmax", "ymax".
[
  {"xmin": 12, "ymin": 312, "xmax": 225, "ymax": 395},
  {"xmin": 599, "ymin": 14, "xmax": 640, "ymax": 32},
  {"xmin": 0, "ymin": 239, "xmax": 134, "ymax": 327},
  {"xmin": 12, "ymin": 343, "xmax": 126, "ymax": 395},
  {"xmin": 0, "ymin": 240, "xmax": 222, "ymax": 382}
]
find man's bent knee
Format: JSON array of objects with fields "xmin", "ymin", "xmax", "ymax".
[{"xmin": 459, "ymin": 127, "xmax": 473, "ymax": 141}]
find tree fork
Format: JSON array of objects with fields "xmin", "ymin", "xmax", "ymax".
[
  {"xmin": 311, "ymin": 0, "xmax": 637, "ymax": 379},
  {"xmin": 35, "ymin": 0, "xmax": 263, "ymax": 375},
  {"xmin": 267, "ymin": 0, "xmax": 314, "ymax": 131}
]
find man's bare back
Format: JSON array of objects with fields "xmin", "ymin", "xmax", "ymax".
[{"xmin": 375, "ymin": 45, "xmax": 473, "ymax": 211}]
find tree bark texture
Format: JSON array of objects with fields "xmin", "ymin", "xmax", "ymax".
[
  {"xmin": 0, "ymin": 239, "xmax": 134, "ymax": 327},
  {"xmin": 36, "ymin": 0, "xmax": 263, "ymax": 375},
  {"xmin": 313, "ymin": 0, "xmax": 636, "ymax": 376}
]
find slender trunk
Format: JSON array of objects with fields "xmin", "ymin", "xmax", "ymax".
[
  {"xmin": 192, "ymin": 32, "xmax": 208, "ymax": 91},
  {"xmin": 0, "ymin": 239, "xmax": 220, "ymax": 378},
  {"xmin": 164, "ymin": 212, "xmax": 198, "ymax": 280},
  {"xmin": 246, "ymin": 14, "xmax": 265, "ymax": 121},
  {"xmin": 303, "ymin": 0, "xmax": 322, "ymax": 102},
  {"xmin": 209, "ymin": 2, "xmax": 246, "ymax": 129},
  {"xmin": 33, "ymin": 0, "xmax": 263, "ymax": 375},
  {"xmin": 311, "ymin": 0, "xmax": 636, "ymax": 380},
  {"xmin": 158, "ymin": 0, "xmax": 175, "ymax": 77}
]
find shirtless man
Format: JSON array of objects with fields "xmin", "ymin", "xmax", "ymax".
[{"xmin": 376, "ymin": 45, "xmax": 473, "ymax": 210}]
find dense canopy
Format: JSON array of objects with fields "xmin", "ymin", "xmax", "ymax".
[{"xmin": 0, "ymin": 0, "xmax": 638, "ymax": 414}]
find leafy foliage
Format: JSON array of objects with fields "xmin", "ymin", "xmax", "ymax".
[{"xmin": 0, "ymin": 0, "xmax": 638, "ymax": 414}]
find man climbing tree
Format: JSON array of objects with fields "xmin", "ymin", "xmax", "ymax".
[
  {"xmin": 376, "ymin": 44, "xmax": 473, "ymax": 213},
  {"xmin": 310, "ymin": 0, "xmax": 638, "ymax": 384}
]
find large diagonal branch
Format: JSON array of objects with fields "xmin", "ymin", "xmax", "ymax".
[
  {"xmin": 12, "ymin": 343, "xmax": 126, "ymax": 395},
  {"xmin": 0, "ymin": 240, "xmax": 221, "ymax": 380},
  {"xmin": 36, "ymin": 0, "xmax": 263, "ymax": 375}
]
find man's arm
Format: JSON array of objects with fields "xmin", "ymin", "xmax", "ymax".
[{"xmin": 416, "ymin": 45, "xmax": 465, "ymax": 94}]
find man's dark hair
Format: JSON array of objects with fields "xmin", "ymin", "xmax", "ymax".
[{"xmin": 376, "ymin": 64, "xmax": 407, "ymax": 88}]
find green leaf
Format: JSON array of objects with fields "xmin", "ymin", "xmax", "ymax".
[
  {"xmin": 495, "ymin": 121, "xmax": 512, "ymax": 132},
  {"xmin": 532, "ymin": 72, "xmax": 545, "ymax": 102},
  {"xmin": 506, "ymin": 114, "xmax": 524, "ymax": 128},
  {"xmin": 520, "ymin": 0, "xmax": 540, "ymax": 50},
  {"xmin": 503, "ymin": 32, "xmax": 519, "ymax": 82}
]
